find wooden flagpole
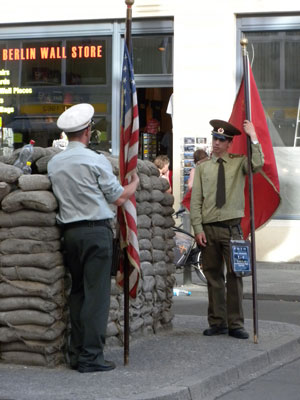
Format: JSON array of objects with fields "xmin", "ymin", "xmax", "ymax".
[
  {"xmin": 240, "ymin": 37, "xmax": 259, "ymax": 344},
  {"xmin": 123, "ymin": 0, "xmax": 134, "ymax": 366}
]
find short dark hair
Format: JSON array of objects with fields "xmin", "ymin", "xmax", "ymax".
[
  {"xmin": 66, "ymin": 127, "xmax": 87, "ymax": 140},
  {"xmin": 194, "ymin": 149, "xmax": 208, "ymax": 164}
]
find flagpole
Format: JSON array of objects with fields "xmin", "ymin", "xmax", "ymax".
[
  {"xmin": 123, "ymin": 0, "xmax": 134, "ymax": 366},
  {"xmin": 240, "ymin": 37, "xmax": 259, "ymax": 344}
]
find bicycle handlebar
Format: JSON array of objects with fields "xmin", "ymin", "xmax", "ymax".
[{"xmin": 173, "ymin": 208, "xmax": 186, "ymax": 218}]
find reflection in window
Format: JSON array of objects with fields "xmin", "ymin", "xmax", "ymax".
[
  {"xmin": 66, "ymin": 38, "xmax": 108, "ymax": 85},
  {"xmin": 285, "ymin": 41, "xmax": 300, "ymax": 89},
  {"xmin": 250, "ymin": 41, "xmax": 280, "ymax": 89},
  {"xmin": 245, "ymin": 30, "xmax": 300, "ymax": 218},
  {"xmin": 21, "ymin": 40, "xmax": 62, "ymax": 86},
  {"xmin": 0, "ymin": 37, "xmax": 112, "ymax": 151},
  {"xmin": 247, "ymin": 31, "xmax": 300, "ymax": 147},
  {"xmin": 133, "ymin": 36, "xmax": 173, "ymax": 74}
]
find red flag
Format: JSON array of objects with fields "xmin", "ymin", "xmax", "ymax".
[
  {"xmin": 116, "ymin": 43, "xmax": 140, "ymax": 298},
  {"xmin": 229, "ymin": 62, "xmax": 281, "ymax": 238}
]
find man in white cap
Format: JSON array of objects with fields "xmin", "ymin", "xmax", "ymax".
[
  {"xmin": 190, "ymin": 119, "xmax": 264, "ymax": 340},
  {"xmin": 48, "ymin": 103, "xmax": 139, "ymax": 373}
]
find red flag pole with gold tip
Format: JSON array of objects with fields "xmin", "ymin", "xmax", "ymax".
[{"xmin": 240, "ymin": 37, "xmax": 259, "ymax": 344}]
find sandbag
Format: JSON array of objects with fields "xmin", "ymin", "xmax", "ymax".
[
  {"xmin": 12, "ymin": 146, "xmax": 48, "ymax": 163},
  {"xmin": 0, "ymin": 162, "xmax": 22, "ymax": 183},
  {"xmin": 18, "ymin": 174, "xmax": 51, "ymax": 191},
  {"xmin": 0, "ymin": 321, "xmax": 66, "ymax": 342},
  {"xmin": 0, "ymin": 238, "xmax": 61, "ymax": 254},
  {"xmin": 0, "ymin": 310, "xmax": 57, "ymax": 326},
  {"xmin": 0, "ymin": 181, "xmax": 12, "ymax": 201},
  {"xmin": 35, "ymin": 155, "xmax": 55, "ymax": 173},
  {"xmin": 0, "ymin": 210, "xmax": 57, "ymax": 227},
  {"xmin": 0, "ymin": 279, "xmax": 65, "ymax": 301},
  {"xmin": 0, "ymin": 297, "xmax": 58, "ymax": 313},
  {"xmin": 0, "ymin": 336, "xmax": 65, "ymax": 354},
  {"xmin": 0, "ymin": 265, "xmax": 65, "ymax": 285},
  {"xmin": 1, "ymin": 190, "xmax": 58, "ymax": 213},
  {"xmin": 0, "ymin": 351, "xmax": 64, "ymax": 367},
  {"xmin": 0, "ymin": 252, "xmax": 63, "ymax": 269},
  {"xmin": 0, "ymin": 226, "xmax": 61, "ymax": 241}
]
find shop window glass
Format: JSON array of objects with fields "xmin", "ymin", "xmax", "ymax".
[
  {"xmin": 0, "ymin": 37, "xmax": 112, "ymax": 152},
  {"xmin": 251, "ymin": 41, "xmax": 280, "ymax": 89},
  {"xmin": 65, "ymin": 38, "xmax": 107, "ymax": 85},
  {"xmin": 246, "ymin": 30, "xmax": 300, "ymax": 218},
  {"xmin": 21, "ymin": 40, "xmax": 62, "ymax": 87},
  {"xmin": 132, "ymin": 36, "xmax": 173, "ymax": 74},
  {"xmin": 285, "ymin": 41, "xmax": 300, "ymax": 89}
]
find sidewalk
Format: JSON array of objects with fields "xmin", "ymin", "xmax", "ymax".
[
  {"xmin": 0, "ymin": 262, "xmax": 300, "ymax": 400},
  {"xmin": 177, "ymin": 261, "xmax": 300, "ymax": 302}
]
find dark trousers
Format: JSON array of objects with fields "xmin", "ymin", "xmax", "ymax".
[
  {"xmin": 202, "ymin": 224, "xmax": 244, "ymax": 330},
  {"xmin": 63, "ymin": 225, "xmax": 113, "ymax": 367}
]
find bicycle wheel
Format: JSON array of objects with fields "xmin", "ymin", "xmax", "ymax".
[{"xmin": 191, "ymin": 249, "xmax": 207, "ymax": 284}]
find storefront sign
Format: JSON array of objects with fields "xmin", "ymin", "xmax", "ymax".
[
  {"xmin": 1, "ymin": 45, "xmax": 103, "ymax": 61},
  {"xmin": 0, "ymin": 69, "xmax": 32, "ymax": 114}
]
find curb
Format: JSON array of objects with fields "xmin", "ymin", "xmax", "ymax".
[
  {"xmin": 243, "ymin": 292, "xmax": 300, "ymax": 302},
  {"xmin": 130, "ymin": 333, "xmax": 300, "ymax": 400}
]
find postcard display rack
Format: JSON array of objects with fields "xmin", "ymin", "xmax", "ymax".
[
  {"xmin": 181, "ymin": 136, "xmax": 207, "ymax": 201},
  {"xmin": 141, "ymin": 132, "xmax": 158, "ymax": 161},
  {"xmin": 0, "ymin": 117, "xmax": 14, "ymax": 157}
]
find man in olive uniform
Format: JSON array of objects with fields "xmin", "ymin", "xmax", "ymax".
[
  {"xmin": 190, "ymin": 119, "xmax": 264, "ymax": 339},
  {"xmin": 48, "ymin": 103, "xmax": 139, "ymax": 372}
]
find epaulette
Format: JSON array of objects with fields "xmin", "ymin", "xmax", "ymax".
[
  {"xmin": 229, "ymin": 153, "xmax": 244, "ymax": 158},
  {"xmin": 87, "ymin": 146, "xmax": 103, "ymax": 155}
]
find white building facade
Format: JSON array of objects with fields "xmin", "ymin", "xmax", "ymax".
[{"xmin": 1, "ymin": 0, "xmax": 300, "ymax": 262}]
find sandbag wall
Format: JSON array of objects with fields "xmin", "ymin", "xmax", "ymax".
[
  {"xmin": 106, "ymin": 157, "xmax": 176, "ymax": 346},
  {"xmin": 0, "ymin": 147, "xmax": 176, "ymax": 364},
  {"xmin": 0, "ymin": 147, "xmax": 67, "ymax": 367}
]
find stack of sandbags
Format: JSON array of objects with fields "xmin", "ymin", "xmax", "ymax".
[
  {"xmin": 0, "ymin": 146, "xmax": 61, "ymax": 174},
  {"xmin": 135, "ymin": 159, "xmax": 176, "ymax": 333},
  {"xmin": 106, "ymin": 157, "xmax": 176, "ymax": 345},
  {"xmin": 0, "ymin": 147, "xmax": 176, "ymax": 355},
  {"xmin": 0, "ymin": 162, "xmax": 67, "ymax": 367}
]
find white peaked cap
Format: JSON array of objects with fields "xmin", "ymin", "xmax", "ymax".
[{"xmin": 57, "ymin": 103, "xmax": 94, "ymax": 133}]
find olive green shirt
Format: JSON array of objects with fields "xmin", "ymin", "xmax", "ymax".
[{"xmin": 190, "ymin": 143, "xmax": 264, "ymax": 235}]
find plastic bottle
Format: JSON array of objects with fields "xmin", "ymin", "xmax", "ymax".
[
  {"xmin": 14, "ymin": 140, "xmax": 35, "ymax": 171},
  {"xmin": 22, "ymin": 161, "xmax": 32, "ymax": 175},
  {"xmin": 173, "ymin": 288, "xmax": 192, "ymax": 296}
]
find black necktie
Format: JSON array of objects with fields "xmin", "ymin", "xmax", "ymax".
[{"xmin": 216, "ymin": 158, "xmax": 225, "ymax": 208}]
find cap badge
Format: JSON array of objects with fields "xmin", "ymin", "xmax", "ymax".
[{"xmin": 217, "ymin": 128, "xmax": 224, "ymax": 134}]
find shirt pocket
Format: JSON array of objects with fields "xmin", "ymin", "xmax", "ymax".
[{"xmin": 201, "ymin": 175, "xmax": 212, "ymax": 197}]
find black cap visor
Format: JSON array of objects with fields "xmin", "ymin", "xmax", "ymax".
[{"xmin": 212, "ymin": 132, "xmax": 229, "ymax": 141}]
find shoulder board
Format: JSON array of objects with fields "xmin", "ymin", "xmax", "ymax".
[
  {"xmin": 229, "ymin": 153, "xmax": 244, "ymax": 158},
  {"xmin": 87, "ymin": 146, "xmax": 102, "ymax": 155}
]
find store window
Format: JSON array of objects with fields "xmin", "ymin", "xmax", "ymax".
[
  {"xmin": 0, "ymin": 36, "xmax": 112, "ymax": 152},
  {"xmin": 132, "ymin": 35, "xmax": 173, "ymax": 74},
  {"xmin": 239, "ymin": 18, "xmax": 300, "ymax": 219},
  {"xmin": 132, "ymin": 35, "xmax": 173, "ymax": 166}
]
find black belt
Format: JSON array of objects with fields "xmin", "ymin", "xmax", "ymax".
[
  {"xmin": 62, "ymin": 219, "xmax": 111, "ymax": 230},
  {"xmin": 204, "ymin": 218, "xmax": 241, "ymax": 229}
]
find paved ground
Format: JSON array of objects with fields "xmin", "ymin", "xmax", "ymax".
[{"xmin": 0, "ymin": 262, "xmax": 299, "ymax": 400}]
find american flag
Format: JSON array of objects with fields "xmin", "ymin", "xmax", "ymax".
[{"xmin": 116, "ymin": 42, "xmax": 140, "ymax": 298}]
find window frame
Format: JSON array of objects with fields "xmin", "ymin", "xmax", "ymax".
[
  {"xmin": 237, "ymin": 15, "xmax": 300, "ymax": 220},
  {"xmin": 0, "ymin": 18, "xmax": 174, "ymax": 155}
]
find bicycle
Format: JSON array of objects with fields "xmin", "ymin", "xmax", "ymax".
[{"xmin": 172, "ymin": 209, "xmax": 207, "ymax": 284}]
